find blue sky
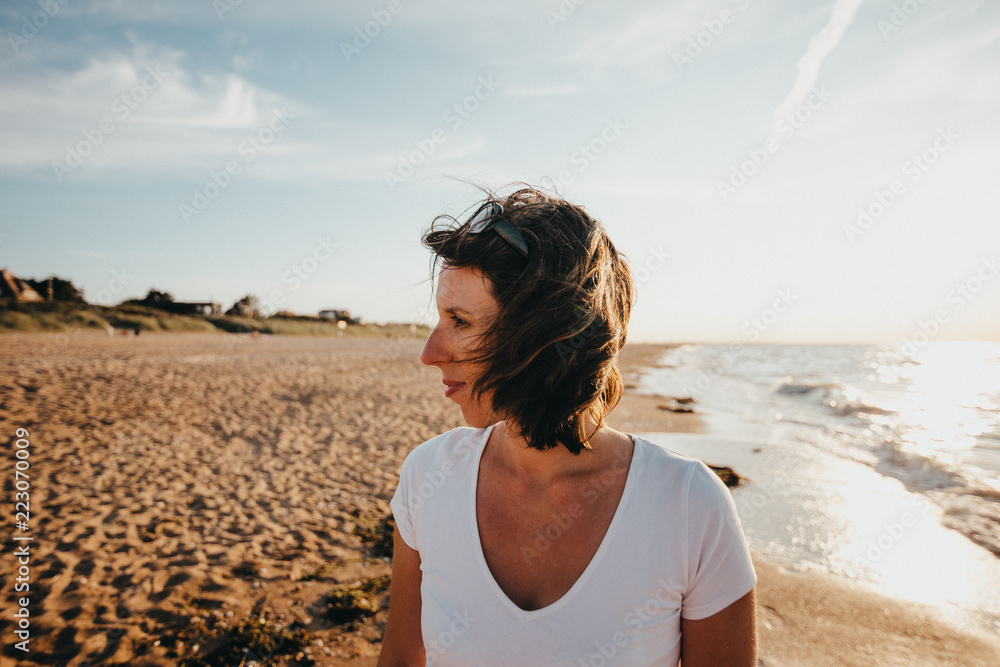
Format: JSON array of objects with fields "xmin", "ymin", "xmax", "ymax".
[{"xmin": 1, "ymin": 0, "xmax": 998, "ymax": 344}]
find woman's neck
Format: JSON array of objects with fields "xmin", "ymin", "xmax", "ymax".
[{"xmin": 488, "ymin": 418, "xmax": 632, "ymax": 489}]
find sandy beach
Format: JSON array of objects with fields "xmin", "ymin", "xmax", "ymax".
[{"xmin": 1, "ymin": 332, "xmax": 999, "ymax": 665}]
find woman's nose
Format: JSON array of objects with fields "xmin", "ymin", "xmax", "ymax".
[{"xmin": 420, "ymin": 324, "xmax": 449, "ymax": 367}]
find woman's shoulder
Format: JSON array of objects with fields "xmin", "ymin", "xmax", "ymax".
[
  {"xmin": 399, "ymin": 425, "xmax": 489, "ymax": 475},
  {"xmin": 629, "ymin": 434, "xmax": 733, "ymax": 500},
  {"xmin": 631, "ymin": 433, "xmax": 705, "ymax": 474}
]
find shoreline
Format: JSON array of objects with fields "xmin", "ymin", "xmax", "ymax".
[
  {"xmin": 614, "ymin": 342, "xmax": 1000, "ymax": 666},
  {"xmin": 0, "ymin": 332, "xmax": 997, "ymax": 665},
  {"xmin": 609, "ymin": 342, "xmax": 704, "ymax": 435}
]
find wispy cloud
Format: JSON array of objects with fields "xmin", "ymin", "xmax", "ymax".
[
  {"xmin": 771, "ymin": 0, "xmax": 866, "ymax": 124},
  {"xmin": 509, "ymin": 2, "xmax": 720, "ymax": 87},
  {"xmin": 813, "ymin": 19, "xmax": 1000, "ymax": 139},
  {"xmin": 0, "ymin": 35, "xmax": 304, "ymax": 175}
]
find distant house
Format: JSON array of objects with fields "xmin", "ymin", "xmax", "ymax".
[
  {"xmin": 0, "ymin": 268, "xmax": 44, "ymax": 302},
  {"xmin": 168, "ymin": 302, "xmax": 221, "ymax": 316},
  {"xmin": 319, "ymin": 309, "xmax": 359, "ymax": 324}
]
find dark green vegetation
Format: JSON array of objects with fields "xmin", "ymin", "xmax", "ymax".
[
  {"xmin": 354, "ymin": 514, "xmax": 396, "ymax": 560},
  {"xmin": 172, "ymin": 595, "xmax": 313, "ymax": 667},
  {"xmin": 323, "ymin": 575, "xmax": 392, "ymax": 625}
]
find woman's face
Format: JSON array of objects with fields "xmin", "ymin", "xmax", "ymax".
[{"xmin": 421, "ymin": 265, "xmax": 499, "ymax": 428}]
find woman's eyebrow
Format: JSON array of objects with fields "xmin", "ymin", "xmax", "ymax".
[{"xmin": 443, "ymin": 306, "xmax": 473, "ymax": 318}]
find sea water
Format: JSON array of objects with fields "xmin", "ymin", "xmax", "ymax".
[{"xmin": 635, "ymin": 341, "xmax": 1000, "ymax": 635}]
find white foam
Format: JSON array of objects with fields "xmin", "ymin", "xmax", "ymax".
[{"xmin": 637, "ymin": 342, "xmax": 1000, "ymax": 631}]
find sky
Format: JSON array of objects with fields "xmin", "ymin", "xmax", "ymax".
[{"xmin": 1, "ymin": 0, "xmax": 998, "ymax": 344}]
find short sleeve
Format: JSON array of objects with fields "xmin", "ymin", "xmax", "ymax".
[
  {"xmin": 390, "ymin": 454, "xmax": 418, "ymax": 551},
  {"xmin": 681, "ymin": 462, "xmax": 757, "ymax": 620}
]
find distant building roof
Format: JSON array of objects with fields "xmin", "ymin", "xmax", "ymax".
[{"xmin": 0, "ymin": 268, "xmax": 44, "ymax": 302}]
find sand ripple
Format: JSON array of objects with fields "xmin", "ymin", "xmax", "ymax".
[{"xmin": 0, "ymin": 332, "xmax": 463, "ymax": 664}]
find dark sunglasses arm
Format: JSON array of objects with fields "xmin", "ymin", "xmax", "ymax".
[{"xmin": 492, "ymin": 219, "xmax": 529, "ymax": 257}]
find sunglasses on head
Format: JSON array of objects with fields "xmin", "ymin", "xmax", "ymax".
[{"xmin": 468, "ymin": 202, "xmax": 529, "ymax": 258}]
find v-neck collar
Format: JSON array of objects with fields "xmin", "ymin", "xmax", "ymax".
[{"xmin": 468, "ymin": 422, "xmax": 641, "ymax": 621}]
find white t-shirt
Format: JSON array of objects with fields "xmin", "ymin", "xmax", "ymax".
[{"xmin": 390, "ymin": 422, "xmax": 757, "ymax": 666}]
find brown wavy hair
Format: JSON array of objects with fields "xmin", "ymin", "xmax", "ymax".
[{"xmin": 422, "ymin": 185, "xmax": 635, "ymax": 455}]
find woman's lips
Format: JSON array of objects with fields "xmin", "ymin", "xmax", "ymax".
[{"xmin": 444, "ymin": 382, "xmax": 465, "ymax": 398}]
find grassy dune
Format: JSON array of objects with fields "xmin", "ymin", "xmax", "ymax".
[{"xmin": 0, "ymin": 300, "xmax": 428, "ymax": 338}]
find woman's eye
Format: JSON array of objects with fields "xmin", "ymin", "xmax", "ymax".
[{"xmin": 451, "ymin": 315, "xmax": 467, "ymax": 327}]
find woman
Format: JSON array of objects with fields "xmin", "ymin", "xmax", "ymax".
[{"xmin": 379, "ymin": 186, "xmax": 757, "ymax": 666}]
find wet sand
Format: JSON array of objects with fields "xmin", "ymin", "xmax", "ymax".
[{"xmin": 0, "ymin": 332, "xmax": 997, "ymax": 665}]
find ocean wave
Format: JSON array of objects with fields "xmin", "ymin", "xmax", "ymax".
[
  {"xmin": 850, "ymin": 435, "xmax": 1000, "ymax": 557},
  {"xmin": 654, "ymin": 343, "xmax": 1000, "ymax": 563},
  {"xmin": 773, "ymin": 378, "xmax": 838, "ymax": 395},
  {"xmin": 870, "ymin": 438, "xmax": 963, "ymax": 491},
  {"xmin": 806, "ymin": 428, "xmax": 1000, "ymax": 558},
  {"xmin": 932, "ymin": 490, "xmax": 1000, "ymax": 557},
  {"xmin": 826, "ymin": 399, "xmax": 896, "ymax": 418},
  {"xmin": 772, "ymin": 378, "xmax": 897, "ymax": 419}
]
